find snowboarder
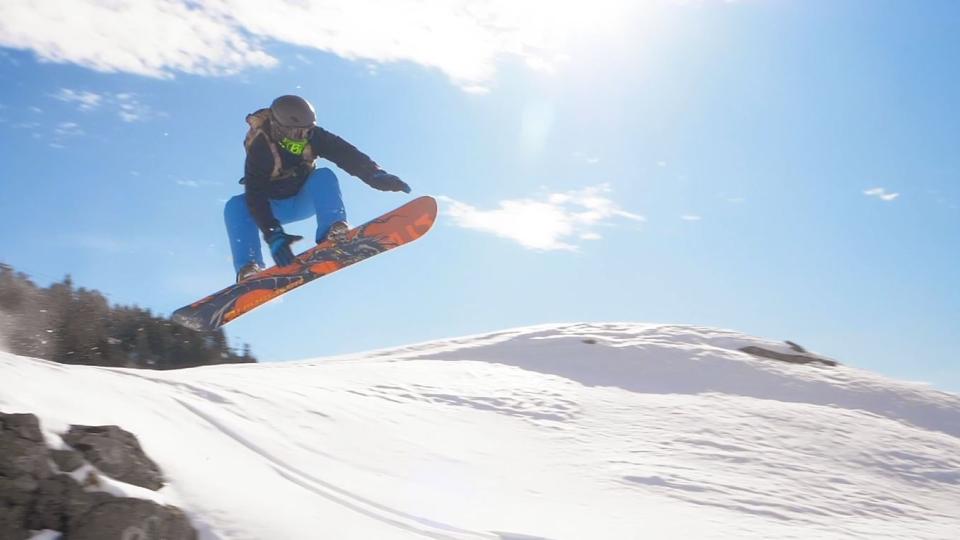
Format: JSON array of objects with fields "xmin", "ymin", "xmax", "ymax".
[{"xmin": 224, "ymin": 95, "xmax": 410, "ymax": 283}]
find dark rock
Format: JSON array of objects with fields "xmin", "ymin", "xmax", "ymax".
[
  {"xmin": 50, "ymin": 449, "xmax": 85, "ymax": 473},
  {"xmin": 1, "ymin": 414, "xmax": 194, "ymax": 540},
  {"xmin": 0, "ymin": 505, "xmax": 28, "ymax": 540},
  {"xmin": 0, "ymin": 475, "xmax": 39, "ymax": 505},
  {"xmin": 0, "ymin": 414, "xmax": 44, "ymax": 444},
  {"xmin": 71, "ymin": 498, "xmax": 197, "ymax": 540},
  {"xmin": 26, "ymin": 473, "xmax": 94, "ymax": 532},
  {"xmin": 739, "ymin": 346, "xmax": 838, "ymax": 367},
  {"xmin": 0, "ymin": 412, "xmax": 50, "ymax": 482},
  {"xmin": 62, "ymin": 425, "xmax": 164, "ymax": 490},
  {"xmin": 581, "ymin": 338, "xmax": 598, "ymax": 345},
  {"xmin": 784, "ymin": 340, "xmax": 808, "ymax": 353},
  {"xmin": 1, "ymin": 411, "xmax": 52, "ymax": 537}
]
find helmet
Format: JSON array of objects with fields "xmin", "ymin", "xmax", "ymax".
[
  {"xmin": 270, "ymin": 95, "xmax": 316, "ymax": 127},
  {"xmin": 269, "ymin": 95, "xmax": 316, "ymax": 141}
]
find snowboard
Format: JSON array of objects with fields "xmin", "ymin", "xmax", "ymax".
[{"xmin": 172, "ymin": 195, "xmax": 437, "ymax": 332}]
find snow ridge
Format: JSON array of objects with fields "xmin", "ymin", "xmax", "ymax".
[{"xmin": 1, "ymin": 323, "xmax": 958, "ymax": 539}]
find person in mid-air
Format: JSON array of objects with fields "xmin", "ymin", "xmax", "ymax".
[{"xmin": 224, "ymin": 95, "xmax": 410, "ymax": 283}]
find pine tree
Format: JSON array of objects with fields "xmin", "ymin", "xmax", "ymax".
[{"xmin": 0, "ymin": 263, "xmax": 257, "ymax": 369}]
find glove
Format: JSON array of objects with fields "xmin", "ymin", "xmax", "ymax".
[
  {"xmin": 364, "ymin": 170, "xmax": 411, "ymax": 193},
  {"xmin": 264, "ymin": 225, "xmax": 303, "ymax": 267}
]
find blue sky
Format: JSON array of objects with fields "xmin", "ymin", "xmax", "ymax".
[{"xmin": 1, "ymin": 1, "xmax": 958, "ymax": 391}]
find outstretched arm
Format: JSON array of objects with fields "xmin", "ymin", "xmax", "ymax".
[
  {"xmin": 310, "ymin": 127, "xmax": 380, "ymax": 181},
  {"xmin": 311, "ymin": 127, "xmax": 410, "ymax": 192}
]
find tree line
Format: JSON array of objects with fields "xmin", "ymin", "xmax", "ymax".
[{"xmin": 0, "ymin": 263, "xmax": 255, "ymax": 369}]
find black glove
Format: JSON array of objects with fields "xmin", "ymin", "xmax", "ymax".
[
  {"xmin": 264, "ymin": 225, "xmax": 303, "ymax": 267},
  {"xmin": 364, "ymin": 170, "xmax": 411, "ymax": 193}
]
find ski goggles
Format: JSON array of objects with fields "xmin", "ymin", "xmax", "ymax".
[{"xmin": 279, "ymin": 136, "xmax": 308, "ymax": 155}]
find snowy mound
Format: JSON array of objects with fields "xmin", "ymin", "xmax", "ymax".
[{"xmin": 2, "ymin": 323, "xmax": 959, "ymax": 539}]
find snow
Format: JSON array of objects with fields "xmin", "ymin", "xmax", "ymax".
[
  {"xmin": 1, "ymin": 322, "xmax": 959, "ymax": 539},
  {"xmin": 27, "ymin": 531, "xmax": 60, "ymax": 540}
]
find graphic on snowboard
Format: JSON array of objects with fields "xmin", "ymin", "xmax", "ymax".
[{"xmin": 173, "ymin": 196, "xmax": 437, "ymax": 331}]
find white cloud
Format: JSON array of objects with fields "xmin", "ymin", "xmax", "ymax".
[
  {"xmin": 0, "ymin": 1, "xmax": 276, "ymax": 78},
  {"xmin": 54, "ymin": 122, "xmax": 83, "ymax": 137},
  {"xmin": 0, "ymin": 0, "xmax": 635, "ymax": 90},
  {"xmin": 681, "ymin": 214, "xmax": 702, "ymax": 221},
  {"xmin": 174, "ymin": 176, "xmax": 222, "ymax": 188},
  {"xmin": 864, "ymin": 187, "xmax": 900, "ymax": 202},
  {"xmin": 440, "ymin": 184, "xmax": 643, "ymax": 251},
  {"xmin": 114, "ymin": 93, "xmax": 156, "ymax": 122},
  {"xmin": 51, "ymin": 88, "xmax": 159, "ymax": 122},
  {"xmin": 52, "ymin": 88, "xmax": 103, "ymax": 111}
]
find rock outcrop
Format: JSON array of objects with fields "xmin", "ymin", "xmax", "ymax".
[
  {"xmin": 0, "ymin": 411, "xmax": 196, "ymax": 540},
  {"xmin": 62, "ymin": 425, "xmax": 164, "ymax": 491},
  {"xmin": 739, "ymin": 342, "xmax": 839, "ymax": 367}
]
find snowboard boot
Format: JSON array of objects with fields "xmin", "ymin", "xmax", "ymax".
[
  {"xmin": 236, "ymin": 262, "xmax": 264, "ymax": 284},
  {"xmin": 321, "ymin": 220, "xmax": 350, "ymax": 245}
]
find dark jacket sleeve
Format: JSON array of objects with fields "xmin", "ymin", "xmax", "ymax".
[
  {"xmin": 243, "ymin": 132, "xmax": 280, "ymax": 234},
  {"xmin": 310, "ymin": 127, "xmax": 380, "ymax": 182}
]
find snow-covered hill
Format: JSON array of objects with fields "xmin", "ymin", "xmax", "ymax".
[{"xmin": 2, "ymin": 323, "xmax": 958, "ymax": 539}]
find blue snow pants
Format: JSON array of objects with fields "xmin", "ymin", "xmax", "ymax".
[{"xmin": 224, "ymin": 167, "xmax": 346, "ymax": 273}]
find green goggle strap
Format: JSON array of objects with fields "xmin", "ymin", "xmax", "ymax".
[{"xmin": 279, "ymin": 137, "xmax": 308, "ymax": 155}]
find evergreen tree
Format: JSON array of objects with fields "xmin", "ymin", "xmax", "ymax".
[{"xmin": 0, "ymin": 263, "xmax": 256, "ymax": 369}]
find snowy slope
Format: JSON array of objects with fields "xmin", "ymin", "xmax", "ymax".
[{"xmin": 1, "ymin": 323, "xmax": 959, "ymax": 540}]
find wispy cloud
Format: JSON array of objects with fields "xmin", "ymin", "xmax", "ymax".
[
  {"xmin": 114, "ymin": 93, "xmax": 156, "ymax": 122},
  {"xmin": 173, "ymin": 176, "xmax": 222, "ymax": 188},
  {"xmin": 440, "ymin": 184, "xmax": 643, "ymax": 251},
  {"xmin": 45, "ymin": 121, "xmax": 85, "ymax": 149},
  {"xmin": 0, "ymin": 0, "xmax": 636, "ymax": 90},
  {"xmin": 175, "ymin": 179, "xmax": 222, "ymax": 189},
  {"xmin": 864, "ymin": 187, "xmax": 900, "ymax": 202},
  {"xmin": 12, "ymin": 118, "xmax": 87, "ymax": 148},
  {"xmin": 681, "ymin": 214, "xmax": 702, "ymax": 221},
  {"xmin": 53, "ymin": 122, "xmax": 83, "ymax": 137},
  {"xmin": 51, "ymin": 88, "xmax": 159, "ymax": 122},
  {"xmin": 52, "ymin": 88, "xmax": 103, "ymax": 111}
]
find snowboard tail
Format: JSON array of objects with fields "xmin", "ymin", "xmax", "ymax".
[{"xmin": 172, "ymin": 196, "xmax": 437, "ymax": 331}]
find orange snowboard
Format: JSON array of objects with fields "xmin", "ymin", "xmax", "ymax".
[{"xmin": 173, "ymin": 196, "xmax": 437, "ymax": 331}]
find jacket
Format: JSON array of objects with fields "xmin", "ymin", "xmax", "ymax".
[{"xmin": 242, "ymin": 115, "xmax": 380, "ymax": 234}]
